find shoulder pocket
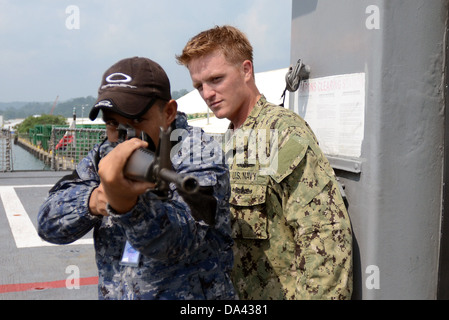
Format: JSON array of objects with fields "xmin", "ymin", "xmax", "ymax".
[{"xmin": 230, "ymin": 176, "xmax": 269, "ymax": 240}]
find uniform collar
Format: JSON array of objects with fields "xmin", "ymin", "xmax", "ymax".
[{"xmin": 229, "ymin": 95, "xmax": 267, "ymax": 130}]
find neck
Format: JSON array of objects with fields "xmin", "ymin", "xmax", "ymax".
[{"xmin": 231, "ymin": 93, "xmax": 261, "ymax": 129}]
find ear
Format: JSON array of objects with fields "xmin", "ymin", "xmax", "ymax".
[
  {"xmin": 163, "ymin": 99, "xmax": 178, "ymax": 127},
  {"xmin": 242, "ymin": 60, "xmax": 254, "ymax": 81}
]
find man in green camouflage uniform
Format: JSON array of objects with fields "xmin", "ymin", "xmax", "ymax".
[
  {"xmin": 226, "ymin": 95, "xmax": 352, "ymax": 299},
  {"xmin": 178, "ymin": 25, "xmax": 353, "ymax": 299}
]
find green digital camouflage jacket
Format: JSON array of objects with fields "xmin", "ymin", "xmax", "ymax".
[{"xmin": 226, "ymin": 95, "xmax": 353, "ymax": 300}]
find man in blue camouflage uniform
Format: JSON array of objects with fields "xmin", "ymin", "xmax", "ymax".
[{"xmin": 38, "ymin": 57, "xmax": 237, "ymax": 300}]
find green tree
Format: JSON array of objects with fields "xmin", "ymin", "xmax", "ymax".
[{"xmin": 15, "ymin": 114, "xmax": 67, "ymax": 134}]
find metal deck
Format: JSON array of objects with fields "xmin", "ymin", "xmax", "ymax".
[{"xmin": 0, "ymin": 171, "xmax": 98, "ymax": 300}]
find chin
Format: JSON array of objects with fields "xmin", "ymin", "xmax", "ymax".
[
  {"xmin": 210, "ymin": 109, "xmax": 226, "ymax": 119},
  {"xmin": 214, "ymin": 113, "xmax": 227, "ymax": 119}
]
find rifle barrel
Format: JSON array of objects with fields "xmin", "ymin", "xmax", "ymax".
[{"xmin": 159, "ymin": 168, "xmax": 199, "ymax": 194}]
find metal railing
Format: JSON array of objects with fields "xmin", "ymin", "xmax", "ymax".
[
  {"xmin": 49, "ymin": 127, "xmax": 106, "ymax": 170},
  {"xmin": 0, "ymin": 129, "xmax": 13, "ymax": 172}
]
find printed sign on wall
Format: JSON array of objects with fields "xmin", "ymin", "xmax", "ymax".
[{"xmin": 294, "ymin": 73, "xmax": 366, "ymax": 158}]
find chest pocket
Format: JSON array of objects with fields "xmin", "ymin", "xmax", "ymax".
[{"xmin": 229, "ymin": 172, "xmax": 269, "ymax": 240}]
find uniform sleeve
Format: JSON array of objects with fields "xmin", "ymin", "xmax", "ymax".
[
  {"xmin": 280, "ymin": 141, "xmax": 353, "ymax": 300},
  {"xmin": 37, "ymin": 149, "xmax": 102, "ymax": 245}
]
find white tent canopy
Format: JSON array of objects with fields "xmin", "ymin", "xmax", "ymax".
[
  {"xmin": 177, "ymin": 68, "xmax": 290, "ymax": 134},
  {"xmin": 177, "ymin": 68, "xmax": 289, "ymax": 114}
]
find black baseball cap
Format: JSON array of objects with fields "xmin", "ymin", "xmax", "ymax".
[{"xmin": 89, "ymin": 57, "xmax": 172, "ymax": 120}]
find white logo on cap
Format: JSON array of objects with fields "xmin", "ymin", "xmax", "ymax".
[
  {"xmin": 106, "ymin": 73, "xmax": 132, "ymax": 83},
  {"xmin": 101, "ymin": 72, "xmax": 137, "ymax": 90},
  {"xmin": 95, "ymin": 100, "xmax": 114, "ymax": 108}
]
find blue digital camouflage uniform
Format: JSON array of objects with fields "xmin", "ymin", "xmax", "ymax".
[
  {"xmin": 38, "ymin": 113, "xmax": 237, "ymax": 300},
  {"xmin": 227, "ymin": 95, "xmax": 353, "ymax": 300}
]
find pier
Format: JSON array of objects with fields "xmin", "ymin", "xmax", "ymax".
[
  {"xmin": 15, "ymin": 137, "xmax": 76, "ymax": 171},
  {"xmin": 9, "ymin": 126, "xmax": 106, "ymax": 172}
]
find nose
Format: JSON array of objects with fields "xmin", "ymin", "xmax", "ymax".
[{"xmin": 202, "ymin": 83, "xmax": 216, "ymax": 102}]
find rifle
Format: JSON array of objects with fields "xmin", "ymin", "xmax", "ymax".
[{"xmin": 120, "ymin": 125, "xmax": 199, "ymax": 198}]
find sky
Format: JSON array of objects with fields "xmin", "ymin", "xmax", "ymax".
[{"xmin": 0, "ymin": 0, "xmax": 292, "ymax": 102}]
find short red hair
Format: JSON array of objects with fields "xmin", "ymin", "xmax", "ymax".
[{"xmin": 176, "ymin": 25, "xmax": 254, "ymax": 68}]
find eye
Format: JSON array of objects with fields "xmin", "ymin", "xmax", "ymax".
[
  {"xmin": 105, "ymin": 119, "xmax": 119, "ymax": 128},
  {"xmin": 194, "ymin": 83, "xmax": 203, "ymax": 92}
]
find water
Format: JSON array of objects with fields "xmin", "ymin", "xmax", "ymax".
[{"xmin": 11, "ymin": 143, "xmax": 50, "ymax": 171}]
